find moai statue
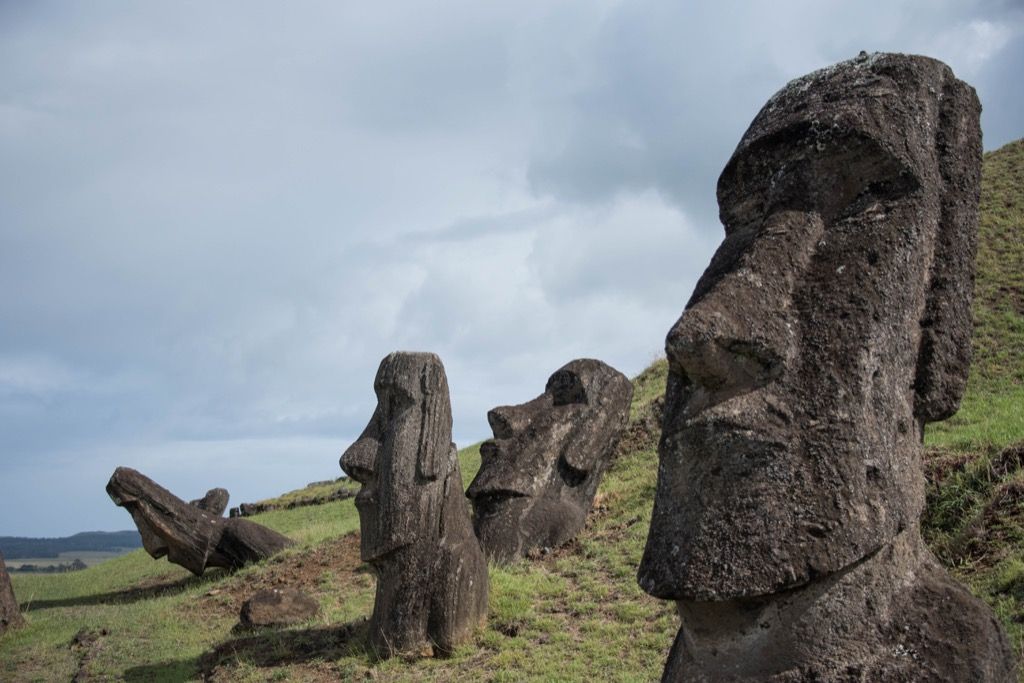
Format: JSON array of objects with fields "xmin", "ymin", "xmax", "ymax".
[
  {"xmin": 466, "ymin": 358, "xmax": 633, "ymax": 563},
  {"xmin": 637, "ymin": 52, "xmax": 1016, "ymax": 682},
  {"xmin": 107, "ymin": 467, "xmax": 293, "ymax": 575},
  {"xmin": 189, "ymin": 487, "xmax": 230, "ymax": 516},
  {"xmin": 340, "ymin": 352, "xmax": 487, "ymax": 658},
  {"xmin": 1, "ymin": 549, "xmax": 25, "ymax": 636}
]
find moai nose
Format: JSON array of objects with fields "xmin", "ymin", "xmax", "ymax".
[
  {"xmin": 667, "ymin": 298, "xmax": 782, "ymax": 399},
  {"xmin": 340, "ymin": 436, "xmax": 378, "ymax": 484}
]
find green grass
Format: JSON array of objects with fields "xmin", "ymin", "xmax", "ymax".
[
  {"xmin": 920, "ymin": 138, "xmax": 1024, "ymax": 671},
  {"xmin": 2, "ymin": 140, "xmax": 1022, "ymax": 681}
]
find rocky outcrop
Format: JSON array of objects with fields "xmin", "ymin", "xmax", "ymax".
[
  {"xmin": 107, "ymin": 467, "xmax": 294, "ymax": 576},
  {"xmin": 228, "ymin": 484, "xmax": 355, "ymax": 518},
  {"xmin": 467, "ymin": 358, "xmax": 633, "ymax": 563},
  {"xmin": 0, "ymin": 549, "xmax": 24, "ymax": 636},
  {"xmin": 638, "ymin": 52, "xmax": 1016, "ymax": 682},
  {"xmin": 340, "ymin": 352, "xmax": 488, "ymax": 658}
]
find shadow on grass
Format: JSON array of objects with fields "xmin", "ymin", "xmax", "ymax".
[
  {"xmin": 21, "ymin": 569, "xmax": 228, "ymax": 612},
  {"xmin": 122, "ymin": 657, "xmax": 201, "ymax": 683},
  {"xmin": 198, "ymin": 619, "xmax": 370, "ymax": 674}
]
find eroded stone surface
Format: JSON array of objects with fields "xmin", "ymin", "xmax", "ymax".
[
  {"xmin": 467, "ymin": 358, "xmax": 632, "ymax": 563},
  {"xmin": 190, "ymin": 488, "xmax": 230, "ymax": 516},
  {"xmin": 240, "ymin": 588, "xmax": 320, "ymax": 627},
  {"xmin": 638, "ymin": 52, "xmax": 1015, "ymax": 681},
  {"xmin": 107, "ymin": 467, "xmax": 293, "ymax": 576},
  {"xmin": 340, "ymin": 352, "xmax": 487, "ymax": 658},
  {"xmin": 0, "ymin": 549, "xmax": 24, "ymax": 636}
]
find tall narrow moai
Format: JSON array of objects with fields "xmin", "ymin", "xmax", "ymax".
[
  {"xmin": 340, "ymin": 352, "xmax": 487, "ymax": 658},
  {"xmin": 1, "ymin": 549, "xmax": 25, "ymax": 636},
  {"xmin": 467, "ymin": 358, "xmax": 633, "ymax": 563},
  {"xmin": 638, "ymin": 52, "xmax": 1016, "ymax": 682}
]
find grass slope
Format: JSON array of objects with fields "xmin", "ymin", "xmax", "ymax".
[{"xmin": 1, "ymin": 140, "xmax": 1021, "ymax": 681}]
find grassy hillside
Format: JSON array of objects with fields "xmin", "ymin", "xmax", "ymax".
[
  {"xmin": 921, "ymin": 138, "xmax": 1024, "ymax": 665},
  {"xmin": 1, "ymin": 140, "xmax": 1021, "ymax": 681}
]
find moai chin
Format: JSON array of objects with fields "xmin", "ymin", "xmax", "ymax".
[
  {"xmin": 1, "ymin": 549, "xmax": 25, "ymax": 636},
  {"xmin": 340, "ymin": 351, "xmax": 487, "ymax": 658},
  {"xmin": 466, "ymin": 358, "xmax": 633, "ymax": 563},
  {"xmin": 637, "ymin": 52, "xmax": 1016, "ymax": 682}
]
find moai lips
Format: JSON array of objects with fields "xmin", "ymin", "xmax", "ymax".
[
  {"xmin": 467, "ymin": 358, "xmax": 632, "ymax": 563},
  {"xmin": 340, "ymin": 352, "xmax": 487, "ymax": 658},
  {"xmin": 638, "ymin": 52, "xmax": 1016, "ymax": 682}
]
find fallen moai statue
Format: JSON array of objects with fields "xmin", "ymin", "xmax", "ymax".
[
  {"xmin": 340, "ymin": 351, "xmax": 487, "ymax": 658},
  {"xmin": 466, "ymin": 358, "xmax": 632, "ymax": 563},
  {"xmin": 637, "ymin": 52, "xmax": 1016, "ymax": 682},
  {"xmin": 107, "ymin": 467, "xmax": 294, "ymax": 575},
  {"xmin": 189, "ymin": 487, "xmax": 230, "ymax": 516},
  {"xmin": 0, "ymin": 549, "xmax": 25, "ymax": 636}
]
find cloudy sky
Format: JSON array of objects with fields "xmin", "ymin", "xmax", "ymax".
[{"xmin": 1, "ymin": 1, "xmax": 1021, "ymax": 537}]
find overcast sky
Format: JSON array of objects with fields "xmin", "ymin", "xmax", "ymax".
[{"xmin": 1, "ymin": 1, "xmax": 1021, "ymax": 537}]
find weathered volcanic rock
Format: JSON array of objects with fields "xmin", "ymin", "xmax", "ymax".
[
  {"xmin": 0, "ymin": 549, "xmax": 25, "ymax": 636},
  {"xmin": 340, "ymin": 352, "xmax": 488, "ymax": 658},
  {"xmin": 189, "ymin": 488, "xmax": 230, "ymax": 516},
  {"xmin": 107, "ymin": 467, "xmax": 294, "ymax": 575},
  {"xmin": 637, "ymin": 52, "xmax": 1016, "ymax": 681},
  {"xmin": 466, "ymin": 358, "xmax": 632, "ymax": 563},
  {"xmin": 240, "ymin": 588, "xmax": 320, "ymax": 627}
]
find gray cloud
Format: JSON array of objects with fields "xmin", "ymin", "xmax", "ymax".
[{"xmin": 0, "ymin": 0, "xmax": 1020, "ymax": 535}]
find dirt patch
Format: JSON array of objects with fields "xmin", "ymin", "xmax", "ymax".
[
  {"xmin": 69, "ymin": 627, "xmax": 108, "ymax": 682},
  {"xmin": 186, "ymin": 533, "xmax": 365, "ymax": 623}
]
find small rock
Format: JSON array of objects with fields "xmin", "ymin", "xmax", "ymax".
[{"xmin": 240, "ymin": 588, "xmax": 319, "ymax": 627}]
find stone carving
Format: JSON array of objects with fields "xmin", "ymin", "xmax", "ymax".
[
  {"xmin": 638, "ymin": 52, "xmax": 1016, "ymax": 681},
  {"xmin": 189, "ymin": 488, "xmax": 230, "ymax": 516},
  {"xmin": 466, "ymin": 358, "xmax": 633, "ymax": 563},
  {"xmin": 340, "ymin": 352, "xmax": 487, "ymax": 658},
  {"xmin": 107, "ymin": 467, "xmax": 293, "ymax": 575},
  {"xmin": 0, "ymin": 549, "xmax": 25, "ymax": 636}
]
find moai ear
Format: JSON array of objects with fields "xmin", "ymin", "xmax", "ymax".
[
  {"xmin": 417, "ymin": 362, "xmax": 448, "ymax": 480},
  {"xmin": 913, "ymin": 76, "xmax": 982, "ymax": 424}
]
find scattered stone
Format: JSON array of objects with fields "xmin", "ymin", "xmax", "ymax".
[
  {"xmin": 340, "ymin": 352, "xmax": 488, "ymax": 658},
  {"xmin": 228, "ymin": 486, "xmax": 355, "ymax": 518},
  {"xmin": 240, "ymin": 588, "xmax": 320, "ymax": 627},
  {"xmin": 106, "ymin": 467, "xmax": 294, "ymax": 575},
  {"xmin": 189, "ymin": 488, "xmax": 230, "ymax": 516},
  {"xmin": 0, "ymin": 549, "xmax": 25, "ymax": 636},
  {"xmin": 467, "ymin": 358, "xmax": 633, "ymax": 563},
  {"xmin": 637, "ymin": 52, "xmax": 1016, "ymax": 681}
]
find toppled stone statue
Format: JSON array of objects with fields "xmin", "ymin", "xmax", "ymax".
[
  {"xmin": 340, "ymin": 352, "xmax": 487, "ymax": 658},
  {"xmin": 189, "ymin": 488, "xmax": 230, "ymax": 516},
  {"xmin": 466, "ymin": 358, "xmax": 632, "ymax": 563},
  {"xmin": 107, "ymin": 467, "xmax": 294, "ymax": 575},
  {"xmin": 0, "ymin": 549, "xmax": 24, "ymax": 636},
  {"xmin": 637, "ymin": 52, "xmax": 1016, "ymax": 682}
]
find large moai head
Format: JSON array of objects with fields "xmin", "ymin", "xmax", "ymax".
[
  {"xmin": 340, "ymin": 352, "xmax": 454, "ymax": 563},
  {"xmin": 466, "ymin": 359, "xmax": 633, "ymax": 562},
  {"xmin": 639, "ymin": 52, "xmax": 982, "ymax": 601}
]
